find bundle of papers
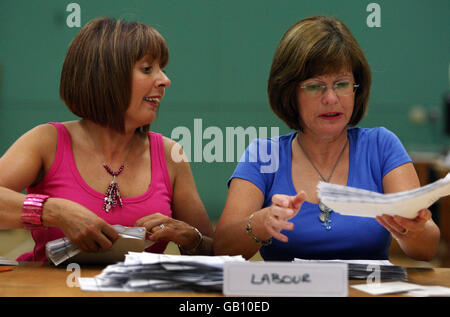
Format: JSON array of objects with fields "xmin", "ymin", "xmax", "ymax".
[
  {"xmin": 317, "ymin": 173, "xmax": 450, "ymax": 219},
  {"xmin": 294, "ymin": 259, "xmax": 407, "ymax": 281},
  {"xmin": 78, "ymin": 252, "xmax": 246, "ymax": 293},
  {"xmin": 0, "ymin": 256, "xmax": 18, "ymax": 266},
  {"xmin": 45, "ymin": 225, "xmax": 152, "ymax": 266}
]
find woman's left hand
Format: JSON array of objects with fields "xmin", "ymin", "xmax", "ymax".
[
  {"xmin": 135, "ymin": 213, "xmax": 201, "ymax": 250},
  {"xmin": 376, "ymin": 209, "xmax": 432, "ymax": 240}
]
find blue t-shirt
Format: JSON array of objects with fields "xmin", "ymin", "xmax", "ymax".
[{"xmin": 229, "ymin": 127, "xmax": 412, "ymax": 261}]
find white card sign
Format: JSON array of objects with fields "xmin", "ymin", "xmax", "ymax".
[{"xmin": 223, "ymin": 262, "xmax": 348, "ymax": 297}]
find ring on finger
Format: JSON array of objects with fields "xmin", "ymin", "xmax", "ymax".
[
  {"xmin": 159, "ymin": 223, "xmax": 165, "ymax": 230},
  {"xmin": 399, "ymin": 228, "xmax": 408, "ymax": 235}
]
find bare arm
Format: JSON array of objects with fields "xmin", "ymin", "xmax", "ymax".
[
  {"xmin": 0, "ymin": 125, "xmax": 54, "ymax": 228},
  {"xmin": 0, "ymin": 124, "xmax": 118, "ymax": 252},
  {"xmin": 135, "ymin": 138, "xmax": 214, "ymax": 255},
  {"xmin": 378, "ymin": 162, "xmax": 440, "ymax": 261},
  {"xmin": 214, "ymin": 178, "xmax": 305, "ymax": 260}
]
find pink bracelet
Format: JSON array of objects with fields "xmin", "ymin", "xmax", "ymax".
[{"xmin": 21, "ymin": 194, "xmax": 50, "ymax": 230}]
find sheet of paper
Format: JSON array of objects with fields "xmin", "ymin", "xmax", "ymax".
[
  {"xmin": 294, "ymin": 259, "xmax": 394, "ymax": 266},
  {"xmin": 317, "ymin": 173, "xmax": 450, "ymax": 218},
  {"xmin": 0, "ymin": 256, "xmax": 19, "ymax": 266},
  {"xmin": 124, "ymin": 251, "xmax": 244, "ymax": 268},
  {"xmin": 351, "ymin": 281, "xmax": 423, "ymax": 295},
  {"xmin": 406, "ymin": 286, "xmax": 450, "ymax": 297},
  {"xmin": 353, "ymin": 282, "xmax": 450, "ymax": 297},
  {"xmin": 78, "ymin": 277, "xmax": 127, "ymax": 292}
]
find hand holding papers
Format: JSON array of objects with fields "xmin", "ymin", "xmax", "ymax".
[
  {"xmin": 317, "ymin": 173, "xmax": 450, "ymax": 219},
  {"xmin": 46, "ymin": 225, "xmax": 153, "ymax": 266}
]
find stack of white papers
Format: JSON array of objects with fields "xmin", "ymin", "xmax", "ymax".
[
  {"xmin": 317, "ymin": 173, "xmax": 450, "ymax": 219},
  {"xmin": 294, "ymin": 259, "xmax": 407, "ymax": 281},
  {"xmin": 0, "ymin": 256, "xmax": 18, "ymax": 266},
  {"xmin": 78, "ymin": 252, "xmax": 245, "ymax": 293},
  {"xmin": 45, "ymin": 225, "xmax": 152, "ymax": 266}
]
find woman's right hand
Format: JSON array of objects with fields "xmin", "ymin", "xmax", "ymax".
[
  {"xmin": 42, "ymin": 198, "xmax": 118, "ymax": 252},
  {"xmin": 261, "ymin": 191, "xmax": 307, "ymax": 242}
]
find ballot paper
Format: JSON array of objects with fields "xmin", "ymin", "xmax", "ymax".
[
  {"xmin": 45, "ymin": 225, "xmax": 153, "ymax": 266},
  {"xmin": 78, "ymin": 252, "xmax": 245, "ymax": 293},
  {"xmin": 352, "ymin": 281, "xmax": 450, "ymax": 296},
  {"xmin": 406, "ymin": 286, "xmax": 450, "ymax": 297},
  {"xmin": 317, "ymin": 173, "xmax": 450, "ymax": 219},
  {"xmin": 351, "ymin": 281, "xmax": 423, "ymax": 295},
  {"xmin": 294, "ymin": 259, "xmax": 408, "ymax": 281},
  {"xmin": 0, "ymin": 256, "xmax": 18, "ymax": 266}
]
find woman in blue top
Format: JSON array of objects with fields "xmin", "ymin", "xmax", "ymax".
[{"xmin": 214, "ymin": 16, "xmax": 440, "ymax": 261}]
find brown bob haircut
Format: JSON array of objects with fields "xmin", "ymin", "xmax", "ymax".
[
  {"xmin": 60, "ymin": 17, "xmax": 169, "ymax": 134},
  {"xmin": 268, "ymin": 16, "xmax": 371, "ymax": 131}
]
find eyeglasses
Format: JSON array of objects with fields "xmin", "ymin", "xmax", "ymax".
[{"xmin": 299, "ymin": 81, "xmax": 359, "ymax": 97}]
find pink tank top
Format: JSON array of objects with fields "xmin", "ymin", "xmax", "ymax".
[{"xmin": 17, "ymin": 122, "xmax": 173, "ymax": 261}]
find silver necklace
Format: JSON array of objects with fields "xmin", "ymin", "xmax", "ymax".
[{"xmin": 296, "ymin": 134, "xmax": 348, "ymax": 230}]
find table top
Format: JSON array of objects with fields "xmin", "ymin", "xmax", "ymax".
[{"xmin": 0, "ymin": 262, "xmax": 449, "ymax": 297}]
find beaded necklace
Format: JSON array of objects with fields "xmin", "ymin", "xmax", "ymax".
[
  {"xmin": 102, "ymin": 163, "xmax": 125, "ymax": 213},
  {"xmin": 82, "ymin": 121, "xmax": 135, "ymax": 213}
]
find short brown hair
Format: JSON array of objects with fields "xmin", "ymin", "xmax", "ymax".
[
  {"xmin": 268, "ymin": 16, "xmax": 371, "ymax": 131},
  {"xmin": 60, "ymin": 17, "xmax": 169, "ymax": 133}
]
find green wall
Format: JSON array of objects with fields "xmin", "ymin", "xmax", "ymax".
[{"xmin": 0, "ymin": 0, "xmax": 449, "ymax": 220}]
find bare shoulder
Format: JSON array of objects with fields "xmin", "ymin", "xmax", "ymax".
[
  {"xmin": 161, "ymin": 135, "xmax": 177, "ymax": 151},
  {"xmin": 0, "ymin": 123, "xmax": 59, "ymax": 190},
  {"xmin": 14, "ymin": 123, "xmax": 58, "ymax": 150},
  {"xmin": 161, "ymin": 135, "xmax": 189, "ymax": 165},
  {"xmin": 160, "ymin": 135, "xmax": 191, "ymax": 184},
  {"xmin": 26, "ymin": 124, "xmax": 60, "ymax": 169}
]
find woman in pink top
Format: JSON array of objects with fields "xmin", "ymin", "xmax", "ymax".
[{"xmin": 0, "ymin": 18, "xmax": 214, "ymax": 260}]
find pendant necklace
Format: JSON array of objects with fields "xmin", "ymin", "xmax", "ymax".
[
  {"xmin": 296, "ymin": 134, "xmax": 348, "ymax": 230},
  {"xmin": 82, "ymin": 121, "xmax": 135, "ymax": 213},
  {"xmin": 103, "ymin": 163, "xmax": 124, "ymax": 213}
]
